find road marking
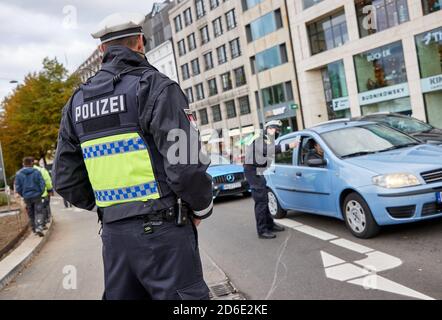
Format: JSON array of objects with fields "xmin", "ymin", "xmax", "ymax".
[
  {"xmin": 330, "ymin": 239, "xmax": 373, "ymax": 254},
  {"xmin": 320, "ymin": 251, "xmax": 345, "ymax": 268},
  {"xmin": 294, "ymin": 225, "xmax": 338, "ymax": 241},
  {"xmin": 278, "ymin": 218, "xmax": 434, "ymax": 300}
]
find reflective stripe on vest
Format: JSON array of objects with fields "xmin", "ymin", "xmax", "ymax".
[{"xmin": 81, "ymin": 132, "xmax": 160, "ymax": 208}]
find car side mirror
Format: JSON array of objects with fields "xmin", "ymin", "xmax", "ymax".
[{"xmin": 307, "ymin": 159, "xmax": 327, "ymax": 167}]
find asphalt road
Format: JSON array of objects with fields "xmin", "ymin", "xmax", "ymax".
[
  {"xmin": 199, "ymin": 195, "xmax": 442, "ymax": 300},
  {"xmin": 1, "ymin": 195, "xmax": 441, "ymax": 300}
]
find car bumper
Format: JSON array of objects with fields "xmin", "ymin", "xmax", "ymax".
[
  {"xmin": 213, "ymin": 181, "xmax": 250, "ymax": 198},
  {"xmin": 357, "ymin": 183, "xmax": 442, "ymax": 225}
]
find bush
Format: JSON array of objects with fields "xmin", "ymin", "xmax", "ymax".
[{"xmin": 0, "ymin": 192, "xmax": 9, "ymax": 207}]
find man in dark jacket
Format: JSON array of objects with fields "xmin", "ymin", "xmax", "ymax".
[{"xmin": 15, "ymin": 157, "xmax": 46, "ymax": 236}]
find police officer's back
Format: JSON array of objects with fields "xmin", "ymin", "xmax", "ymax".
[{"xmin": 53, "ymin": 13, "xmax": 213, "ymax": 300}]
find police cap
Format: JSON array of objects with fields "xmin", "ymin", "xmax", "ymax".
[
  {"xmin": 265, "ymin": 120, "xmax": 283, "ymax": 129},
  {"xmin": 91, "ymin": 12, "xmax": 145, "ymax": 44}
]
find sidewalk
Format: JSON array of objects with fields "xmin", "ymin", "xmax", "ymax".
[{"xmin": 0, "ymin": 197, "xmax": 243, "ymax": 300}]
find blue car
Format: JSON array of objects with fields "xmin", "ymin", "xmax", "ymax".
[
  {"xmin": 265, "ymin": 120, "xmax": 442, "ymax": 238},
  {"xmin": 207, "ymin": 154, "xmax": 250, "ymax": 199}
]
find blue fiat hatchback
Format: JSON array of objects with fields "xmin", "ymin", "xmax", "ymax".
[{"xmin": 265, "ymin": 120, "xmax": 442, "ymax": 238}]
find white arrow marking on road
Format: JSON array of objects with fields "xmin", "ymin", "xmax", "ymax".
[{"xmin": 277, "ymin": 218, "xmax": 435, "ymax": 300}]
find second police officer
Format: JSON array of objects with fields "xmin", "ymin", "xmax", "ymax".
[
  {"xmin": 52, "ymin": 13, "xmax": 213, "ymax": 300},
  {"xmin": 244, "ymin": 120, "xmax": 298, "ymax": 239}
]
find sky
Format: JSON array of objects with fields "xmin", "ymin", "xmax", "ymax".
[{"xmin": 0, "ymin": 0, "xmax": 156, "ymax": 102}]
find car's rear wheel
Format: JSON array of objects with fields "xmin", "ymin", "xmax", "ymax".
[
  {"xmin": 343, "ymin": 193, "xmax": 380, "ymax": 239},
  {"xmin": 268, "ymin": 189, "xmax": 287, "ymax": 219}
]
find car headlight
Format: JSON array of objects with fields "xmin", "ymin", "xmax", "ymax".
[{"xmin": 372, "ymin": 173, "xmax": 421, "ymax": 189}]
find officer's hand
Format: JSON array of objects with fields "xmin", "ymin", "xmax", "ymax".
[
  {"xmin": 192, "ymin": 218, "xmax": 202, "ymax": 227},
  {"xmin": 289, "ymin": 141, "xmax": 299, "ymax": 149}
]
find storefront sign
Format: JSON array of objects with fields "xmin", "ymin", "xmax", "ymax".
[
  {"xmin": 265, "ymin": 106, "xmax": 286, "ymax": 118},
  {"xmin": 359, "ymin": 83, "xmax": 409, "ymax": 105},
  {"xmin": 421, "ymin": 74, "xmax": 442, "ymax": 93},
  {"xmin": 332, "ymin": 97, "xmax": 350, "ymax": 111},
  {"xmin": 367, "ymin": 48, "xmax": 392, "ymax": 62},
  {"xmin": 422, "ymin": 29, "xmax": 442, "ymax": 45}
]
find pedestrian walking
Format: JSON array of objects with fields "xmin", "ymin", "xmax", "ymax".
[
  {"xmin": 34, "ymin": 160, "xmax": 54, "ymax": 227},
  {"xmin": 53, "ymin": 13, "xmax": 213, "ymax": 300},
  {"xmin": 244, "ymin": 121, "xmax": 298, "ymax": 239},
  {"xmin": 14, "ymin": 157, "xmax": 46, "ymax": 237}
]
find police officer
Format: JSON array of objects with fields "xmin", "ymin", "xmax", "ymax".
[
  {"xmin": 52, "ymin": 13, "xmax": 213, "ymax": 300},
  {"xmin": 244, "ymin": 120, "xmax": 298, "ymax": 239}
]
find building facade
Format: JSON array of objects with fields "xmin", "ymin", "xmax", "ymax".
[
  {"xmin": 144, "ymin": 1, "xmax": 179, "ymax": 82},
  {"xmin": 287, "ymin": 0, "xmax": 442, "ymax": 128},
  {"xmin": 169, "ymin": 0, "xmax": 262, "ymax": 155},
  {"xmin": 242, "ymin": 0, "xmax": 303, "ymax": 135},
  {"xmin": 76, "ymin": 48, "xmax": 103, "ymax": 83}
]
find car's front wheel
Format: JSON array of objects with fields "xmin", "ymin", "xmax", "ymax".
[
  {"xmin": 268, "ymin": 189, "xmax": 287, "ymax": 219},
  {"xmin": 343, "ymin": 193, "xmax": 380, "ymax": 239}
]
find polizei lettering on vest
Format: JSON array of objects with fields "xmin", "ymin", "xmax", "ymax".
[{"xmin": 74, "ymin": 94, "xmax": 126, "ymax": 123}]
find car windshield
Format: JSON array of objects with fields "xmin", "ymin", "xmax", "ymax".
[
  {"xmin": 210, "ymin": 155, "xmax": 231, "ymax": 166},
  {"xmin": 377, "ymin": 116, "xmax": 433, "ymax": 134},
  {"xmin": 321, "ymin": 124, "xmax": 420, "ymax": 159}
]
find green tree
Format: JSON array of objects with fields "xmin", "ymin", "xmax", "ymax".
[{"xmin": 0, "ymin": 58, "xmax": 80, "ymax": 181}]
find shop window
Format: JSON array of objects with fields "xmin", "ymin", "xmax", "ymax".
[
  {"xmin": 355, "ymin": 0, "xmax": 409, "ymax": 38},
  {"xmin": 321, "ymin": 60, "xmax": 350, "ymax": 119}
]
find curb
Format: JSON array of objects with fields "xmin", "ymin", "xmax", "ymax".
[{"xmin": 0, "ymin": 219, "xmax": 54, "ymax": 291}]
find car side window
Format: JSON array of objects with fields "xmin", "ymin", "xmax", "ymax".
[
  {"xmin": 275, "ymin": 139, "xmax": 295, "ymax": 165},
  {"xmin": 299, "ymin": 136, "xmax": 325, "ymax": 167}
]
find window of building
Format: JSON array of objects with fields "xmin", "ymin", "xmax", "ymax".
[
  {"xmin": 221, "ymin": 72, "xmax": 233, "ymax": 91},
  {"xmin": 210, "ymin": 0, "xmax": 220, "ymax": 10},
  {"xmin": 239, "ymin": 96, "xmax": 251, "ymax": 115},
  {"xmin": 230, "ymin": 38, "xmax": 241, "ymax": 58},
  {"xmin": 181, "ymin": 64, "xmax": 190, "ymax": 80},
  {"xmin": 208, "ymin": 78, "xmax": 218, "ymax": 96},
  {"xmin": 195, "ymin": 83, "xmax": 205, "ymax": 100},
  {"xmin": 303, "ymin": 0, "xmax": 324, "ymax": 9},
  {"xmin": 354, "ymin": 41, "xmax": 410, "ymax": 114},
  {"xmin": 226, "ymin": 9, "xmax": 237, "ymax": 30},
  {"xmin": 416, "ymin": 26, "xmax": 442, "ymax": 127},
  {"xmin": 246, "ymin": 10, "xmax": 282, "ymax": 42},
  {"xmin": 217, "ymin": 45, "xmax": 228, "ymax": 64},
  {"xmin": 213, "ymin": 17, "xmax": 224, "ymax": 37},
  {"xmin": 183, "ymin": 8, "xmax": 193, "ymax": 26},
  {"xmin": 200, "ymin": 25, "xmax": 210, "ymax": 45},
  {"xmin": 251, "ymin": 44, "xmax": 288, "ymax": 73},
  {"xmin": 355, "ymin": 0, "xmax": 409, "ymax": 38},
  {"xmin": 242, "ymin": 0, "xmax": 264, "ymax": 11},
  {"xmin": 321, "ymin": 60, "xmax": 350, "ymax": 119},
  {"xmin": 196, "ymin": 0, "xmax": 206, "ymax": 19},
  {"xmin": 187, "ymin": 33, "xmax": 197, "ymax": 51},
  {"xmin": 199, "ymin": 109, "xmax": 209, "ymax": 125},
  {"xmin": 174, "ymin": 15, "xmax": 183, "ymax": 32},
  {"xmin": 307, "ymin": 11, "xmax": 349, "ymax": 55},
  {"xmin": 225, "ymin": 100, "xmax": 237, "ymax": 118},
  {"xmin": 234, "ymin": 66, "xmax": 247, "ymax": 87},
  {"xmin": 422, "ymin": 0, "xmax": 441, "ymax": 14},
  {"xmin": 177, "ymin": 40, "xmax": 186, "ymax": 56},
  {"xmin": 212, "ymin": 105, "xmax": 222, "ymax": 122},
  {"xmin": 204, "ymin": 52, "xmax": 214, "ymax": 70},
  {"xmin": 185, "ymin": 87, "xmax": 194, "ymax": 103},
  {"xmin": 262, "ymin": 83, "xmax": 286, "ymax": 108},
  {"xmin": 191, "ymin": 58, "xmax": 200, "ymax": 76}
]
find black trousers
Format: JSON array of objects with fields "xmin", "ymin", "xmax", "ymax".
[
  {"xmin": 101, "ymin": 218, "xmax": 210, "ymax": 300},
  {"xmin": 244, "ymin": 166, "xmax": 275, "ymax": 235},
  {"xmin": 42, "ymin": 196, "xmax": 51, "ymax": 224},
  {"xmin": 24, "ymin": 197, "xmax": 45, "ymax": 231}
]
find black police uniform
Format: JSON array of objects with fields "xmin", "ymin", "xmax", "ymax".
[
  {"xmin": 52, "ymin": 46, "xmax": 213, "ymax": 300},
  {"xmin": 244, "ymin": 134, "xmax": 289, "ymax": 236}
]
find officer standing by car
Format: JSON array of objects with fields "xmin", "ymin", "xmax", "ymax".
[
  {"xmin": 244, "ymin": 120, "xmax": 298, "ymax": 239},
  {"xmin": 52, "ymin": 13, "xmax": 213, "ymax": 300}
]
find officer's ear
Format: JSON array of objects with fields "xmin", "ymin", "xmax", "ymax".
[{"xmin": 136, "ymin": 34, "xmax": 145, "ymax": 53}]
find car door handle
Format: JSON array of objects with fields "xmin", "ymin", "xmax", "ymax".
[{"xmin": 296, "ymin": 172, "xmax": 302, "ymax": 177}]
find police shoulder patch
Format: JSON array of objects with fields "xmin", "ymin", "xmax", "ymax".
[{"xmin": 184, "ymin": 108, "xmax": 198, "ymax": 130}]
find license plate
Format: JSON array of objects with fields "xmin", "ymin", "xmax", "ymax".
[
  {"xmin": 222, "ymin": 182, "xmax": 242, "ymax": 190},
  {"xmin": 437, "ymin": 192, "xmax": 442, "ymax": 204}
]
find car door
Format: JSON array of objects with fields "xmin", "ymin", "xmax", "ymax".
[
  {"xmin": 291, "ymin": 135, "xmax": 335, "ymax": 216},
  {"xmin": 266, "ymin": 136, "xmax": 300, "ymax": 210}
]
